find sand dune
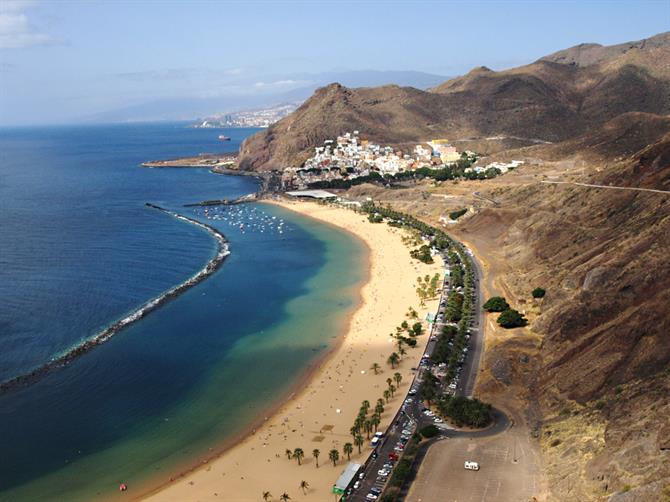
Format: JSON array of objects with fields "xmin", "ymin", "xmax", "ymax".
[{"xmin": 142, "ymin": 200, "xmax": 442, "ymax": 502}]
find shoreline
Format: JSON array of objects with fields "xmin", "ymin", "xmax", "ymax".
[
  {"xmin": 128, "ymin": 211, "xmax": 371, "ymax": 501},
  {"xmin": 0, "ymin": 204, "xmax": 230, "ymax": 396},
  {"xmin": 140, "ymin": 199, "xmax": 443, "ymax": 502}
]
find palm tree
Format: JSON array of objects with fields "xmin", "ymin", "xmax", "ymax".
[
  {"xmin": 350, "ymin": 425, "xmax": 359, "ymax": 441},
  {"xmin": 394, "ymin": 372, "xmax": 402, "ymax": 387},
  {"xmin": 312, "ymin": 448, "xmax": 320, "ymax": 468},
  {"xmin": 354, "ymin": 434, "xmax": 364, "ymax": 454},
  {"xmin": 329, "ymin": 449, "xmax": 340, "ymax": 467},
  {"xmin": 343, "ymin": 442, "xmax": 353, "ymax": 460},
  {"xmin": 375, "ymin": 401, "xmax": 384, "ymax": 415},
  {"xmin": 371, "ymin": 413, "xmax": 381, "ymax": 432},
  {"xmin": 387, "ymin": 352, "xmax": 400, "ymax": 369},
  {"xmin": 293, "ymin": 447, "xmax": 304, "ymax": 465},
  {"xmin": 285, "ymin": 448, "xmax": 293, "ymax": 460},
  {"xmin": 396, "ymin": 338, "xmax": 405, "ymax": 353},
  {"xmin": 279, "ymin": 493, "xmax": 291, "ymax": 502},
  {"xmin": 383, "ymin": 389, "xmax": 391, "ymax": 403},
  {"xmin": 370, "ymin": 362, "xmax": 381, "ymax": 375},
  {"xmin": 386, "ymin": 377, "xmax": 393, "ymax": 389},
  {"xmin": 389, "ymin": 383, "xmax": 396, "ymax": 397},
  {"xmin": 299, "ymin": 480, "xmax": 309, "ymax": 494},
  {"xmin": 262, "ymin": 491, "xmax": 272, "ymax": 502},
  {"xmin": 362, "ymin": 400, "xmax": 370, "ymax": 413},
  {"xmin": 364, "ymin": 419, "xmax": 373, "ymax": 439},
  {"xmin": 399, "ymin": 346, "xmax": 407, "ymax": 358}
]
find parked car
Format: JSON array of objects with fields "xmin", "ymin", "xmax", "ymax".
[{"xmin": 464, "ymin": 461, "xmax": 480, "ymax": 471}]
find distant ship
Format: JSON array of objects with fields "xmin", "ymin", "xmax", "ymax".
[{"xmin": 218, "ymin": 135, "xmax": 231, "ymax": 141}]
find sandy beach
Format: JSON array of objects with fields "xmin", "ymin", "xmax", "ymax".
[{"xmin": 142, "ymin": 199, "xmax": 443, "ymax": 502}]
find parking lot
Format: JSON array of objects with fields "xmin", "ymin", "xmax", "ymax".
[{"xmin": 405, "ymin": 432, "xmax": 542, "ymax": 502}]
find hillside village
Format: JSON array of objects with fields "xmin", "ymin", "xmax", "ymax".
[{"xmin": 280, "ymin": 131, "xmax": 523, "ymax": 190}]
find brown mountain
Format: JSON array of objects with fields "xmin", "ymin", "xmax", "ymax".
[
  {"xmin": 239, "ymin": 32, "xmax": 670, "ymax": 171},
  {"xmin": 459, "ymin": 115, "xmax": 670, "ymax": 499}
]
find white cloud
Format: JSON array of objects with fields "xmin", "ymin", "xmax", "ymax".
[{"xmin": 0, "ymin": 1, "xmax": 58, "ymax": 49}]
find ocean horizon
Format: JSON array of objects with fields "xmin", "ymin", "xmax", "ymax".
[{"xmin": 0, "ymin": 123, "xmax": 366, "ymax": 501}]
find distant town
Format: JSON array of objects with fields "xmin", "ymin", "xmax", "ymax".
[
  {"xmin": 192, "ymin": 103, "xmax": 300, "ymax": 129},
  {"xmin": 281, "ymin": 130, "xmax": 523, "ymax": 190}
]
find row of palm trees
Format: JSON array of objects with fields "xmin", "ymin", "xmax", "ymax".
[
  {"xmin": 262, "ymin": 480, "xmax": 309, "ymax": 501},
  {"xmin": 284, "ymin": 447, "xmax": 343, "ymax": 468}
]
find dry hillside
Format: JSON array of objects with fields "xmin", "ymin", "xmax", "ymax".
[{"xmin": 239, "ymin": 32, "xmax": 670, "ymax": 171}]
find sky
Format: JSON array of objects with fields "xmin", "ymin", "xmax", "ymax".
[{"xmin": 0, "ymin": 0, "xmax": 668, "ymax": 125}]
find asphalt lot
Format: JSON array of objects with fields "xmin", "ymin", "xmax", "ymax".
[{"xmin": 405, "ymin": 432, "xmax": 541, "ymax": 502}]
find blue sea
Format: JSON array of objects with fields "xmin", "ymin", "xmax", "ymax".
[{"xmin": 0, "ymin": 123, "xmax": 366, "ymax": 500}]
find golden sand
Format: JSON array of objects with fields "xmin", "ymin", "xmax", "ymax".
[{"xmin": 142, "ymin": 200, "xmax": 442, "ymax": 502}]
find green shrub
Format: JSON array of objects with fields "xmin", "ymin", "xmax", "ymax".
[
  {"xmin": 449, "ymin": 208, "xmax": 468, "ymax": 220},
  {"xmin": 496, "ymin": 308, "xmax": 528, "ymax": 328},
  {"xmin": 532, "ymin": 287, "xmax": 546, "ymax": 298},
  {"xmin": 410, "ymin": 245, "xmax": 433, "ymax": 264},
  {"xmin": 483, "ymin": 296, "xmax": 509, "ymax": 312},
  {"xmin": 419, "ymin": 424, "xmax": 439, "ymax": 438},
  {"xmin": 437, "ymin": 395, "xmax": 493, "ymax": 428}
]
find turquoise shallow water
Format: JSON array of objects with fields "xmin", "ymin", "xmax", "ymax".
[{"xmin": 0, "ymin": 124, "xmax": 366, "ymax": 501}]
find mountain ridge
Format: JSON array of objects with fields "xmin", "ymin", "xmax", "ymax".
[{"xmin": 239, "ymin": 31, "xmax": 670, "ymax": 171}]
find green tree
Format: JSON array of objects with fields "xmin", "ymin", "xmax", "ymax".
[
  {"xmin": 483, "ymin": 296, "xmax": 509, "ymax": 312},
  {"xmin": 285, "ymin": 448, "xmax": 292, "ymax": 460},
  {"xmin": 361, "ymin": 400, "xmax": 371, "ymax": 413},
  {"xmin": 411, "ymin": 322, "xmax": 423, "ymax": 336},
  {"xmin": 343, "ymin": 442, "xmax": 353, "ymax": 460},
  {"xmin": 532, "ymin": 287, "xmax": 546, "ymax": 298},
  {"xmin": 354, "ymin": 434, "xmax": 364, "ymax": 454},
  {"xmin": 389, "ymin": 383, "xmax": 396, "ymax": 397},
  {"xmin": 293, "ymin": 447, "xmax": 304, "ymax": 465},
  {"xmin": 364, "ymin": 419, "xmax": 373, "ymax": 439},
  {"xmin": 329, "ymin": 449, "xmax": 340, "ymax": 467},
  {"xmin": 383, "ymin": 389, "xmax": 391, "ymax": 403},
  {"xmin": 370, "ymin": 362, "xmax": 381, "ymax": 375},
  {"xmin": 279, "ymin": 493, "xmax": 291, "ymax": 502},
  {"xmin": 387, "ymin": 352, "xmax": 400, "ymax": 369},
  {"xmin": 420, "ymin": 424, "xmax": 439, "ymax": 438},
  {"xmin": 394, "ymin": 372, "xmax": 402, "ymax": 388},
  {"xmin": 312, "ymin": 448, "xmax": 320, "ymax": 468},
  {"xmin": 371, "ymin": 413, "xmax": 381, "ymax": 432},
  {"xmin": 497, "ymin": 308, "xmax": 528, "ymax": 328}
]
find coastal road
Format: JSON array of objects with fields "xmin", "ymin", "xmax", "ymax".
[
  {"xmin": 458, "ymin": 247, "xmax": 486, "ymax": 398},
  {"xmin": 347, "ymin": 248, "xmax": 507, "ymax": 502}
]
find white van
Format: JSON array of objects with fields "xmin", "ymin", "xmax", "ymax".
[
  {"xmin": 464, "ymin": 461, "xmax": 480, "ymax": 471},
  {"xmin": 370, "ymin": 437, "xmax": 380, "ymax": 447}
]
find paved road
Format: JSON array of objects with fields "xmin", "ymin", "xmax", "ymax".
[
  {"xmin": 347, "ymin": 248, "xmax": 507, "ymax": 502},
  {"xmin": 459, "ymin": 247, "xmax": 485, "ymax": 398}
]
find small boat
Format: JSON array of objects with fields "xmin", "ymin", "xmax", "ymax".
[{"xmin": 218, "ymin": 135, "xmax": 231, "ymax": 141}]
